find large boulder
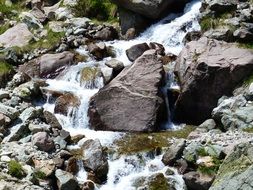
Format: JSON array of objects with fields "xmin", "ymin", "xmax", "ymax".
[
  {"xmin": 209, "ymin": 142, "xmax": 253, "ymax": 190},
  {"xmin": 32, "ymin": 132, "xmax": 55, "ymax": 152},
  {"xmin": 173, "ymin": 37, "xmax": 253, "ymax": 125},
  {"xmin": 19, "ymin": 51, "xmax": 75, "ymax": 78},
  {"xmin": 88, "ymin": 53, "xmax": 165, "ymax": 132},
  {"xmin": 0, "ymin": 23, "xmax": 34, "ymax": 48},
  {"xmin": 111, "ymin": 0, "xmax": 188, "ymax": 19}
]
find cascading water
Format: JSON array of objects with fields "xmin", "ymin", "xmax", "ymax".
[{"xmin": 42, "ymin": 1, "xmax": 201, "ymax": 189}]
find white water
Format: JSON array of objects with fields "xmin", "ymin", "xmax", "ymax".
[{"xmin": 42, "ymin": 1, "xmax": 201, "ymax": 189}]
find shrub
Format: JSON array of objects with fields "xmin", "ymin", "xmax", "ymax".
[
  {"xmin": 8, "ymin": 160, "xmax": 26, "ymax": 179},
  {"xmin": 71, "ymin": 0, "xmax": 117, "ymax": 21},
  {"xmin": 0, "ymin": 62, "xmax": 13, "ymax": 75}
]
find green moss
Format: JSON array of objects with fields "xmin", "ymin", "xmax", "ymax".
[
  {"xmin": 0, "ymin": 0, "xmax": 26, "ymax": 19},
  {"xmin": 242, "ymin": 127, "xmax": 253, "ymax": 133},
  {"xmin": 11, "ymin": 29, "xmax": 64, "ymax": 54},
  {"xmin": 112, "ymin": 126, "xmax": 195, "ymax": 155},
  {"xmin": 0, "ymin": 62, "xmax": 13, "ymax": 75},
  {"xmin": 33, "ymin": 170, "xmax": 46, "ymax": 180},
  {"xmin": 238, "ymin": 42, "xmax": 253, "ymax": 50},
  {"xmin": 0, "ymin": 24, "xmax": 10, "ymax": 35},
  {"xmin": 71, "ymin": 0, "xmax": 117, "ymax": 21},
  {"xmin": 198, "ymin": 157, "xmax": 222, "ymax": 176},
  {"xmin": 200, "ymin": 12, "xmax": 233, "ymax": 32},
  {"xmin": 197, "ymin": 147, "xmax": 209, "ymax": 157},
  {"xmin": 8, "ymin": 160, "xmax": 25, "ymax": 179}
]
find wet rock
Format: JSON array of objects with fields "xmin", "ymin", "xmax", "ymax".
[
  {"xmin": 88, "ymin": 53, "xmax": 165, "ymax": 132},
  {"xmin": 162, "ymin": 138, "xmax": 186, "ymax": 166},
  {"xmin": 19, "ymin": 51, "xmax": 75, "ymax": 79},
  {"xmin": 101, "ymin": 67, "xmax": 113, "ymax": 85},
  {"xmin": 0, "ymin": 23, "xmax": 34, "ymax": 48},
  {"xmin": 94, "ymin": 26, "xmax": 118, "ymax": 41},
  {"xmin": 66, "ymin": 157, "xmax": 78, "ymax": 175},
  {"xmin": 87, "ymin": 42, "xmax": 107, "ymax": 60},
  {"xmin": 81, "ymin": 139, "xmax": 108, "ymax": 182},
  {"xmin": 174, "ymin": 37, "xmax": 253, "ymax": 125},
  {"xmin": 209, "ymin": 142, "xmax": 253, "ymax": 190},
  {"xmin": 126, "ymin": 43, "xmax": 150, "ymax": 62},
  {"xmin": 111, "ymin": 0, "xmax": 188, "ymax": 19},
  {"xmin": 183, "ymin": 31, "xmax": 202, "ymax": 44},
  {"xmin": 149, "ymin": 42, "xmax": 165, "ymax": 56},
  {"xmin": 183, "ymin": 171, "xmax": 214, "ymax": 190},
  {"xmin": 32, "ymin": 132, "xmax": 55, "ymax": 152},
  {"xmin": 80, "ymin": 67, "xmax": 102, "ymax": 89},
  {"xmin": 105, "ymin": 59, "xmax": 124, "ymax": 77},
  {"xmin": 118, "ymin": 8, "xmax": 151, "ymax": 35},
  {"xmin": 54, "ymin": 93, "xmax": 80, "ymax": 116},
  {"xmin": 134, "ymin": 173, "xmax": 171, "ymax": 190},
  {"xmin": 55, "ymin": 169, "xmax": 78, "ymax": 190},
  {"xmin": 43, "ymin": 110, "xmax": 62, "ymax": 129},
  {"xmin": 124, "ymin": 28, "xmax": 136, "ymax": 40},
  {"xmin": 82, "ymin": 180, "xmax": 95, "ymax": 190}
]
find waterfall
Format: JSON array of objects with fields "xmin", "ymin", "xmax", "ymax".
[{"xmin": 42, "ymin": 1, "xmax": 201, "ymax": 189}]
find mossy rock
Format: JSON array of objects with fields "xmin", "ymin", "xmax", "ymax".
[
  {"xmin": 112, "ymin": 126, "xmax": 195, "ymax": 155},
  {"xmin": 133, "ymin": 173, "xmax": 170, "ymax": 190},
  {"xmin": 80, "ymin": 67, "xmax": 101, "ymax": 88}
]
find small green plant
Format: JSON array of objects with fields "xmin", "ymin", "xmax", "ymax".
[
  {"xmin": 197, "ymin": 147, "xmax": 209, "ymax": 157},
  {"xmin": 8, "ymin": 160, "xmax": 26, "ymax": 179},
  {"xmin": 71, "ymin": 0, "xmax": 117, "ymax": 21},
  {"xmin": 33, "ymin": 170, "xmax": 46, "ymax": 180},
  {"xmin": 0, "ymin": 61, "xmax": 13, "ymax": 75},
  {"xmin": 198, "ymin": 157, "xmax": 222, "ymax": 176}
]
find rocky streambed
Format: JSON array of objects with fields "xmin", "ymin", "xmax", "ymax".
[{"xmin": 0, "ymin": 0, "xmax": 253, "ymax": 190}]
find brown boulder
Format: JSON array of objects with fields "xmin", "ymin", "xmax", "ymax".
[
  {"xmin": 174, "ymin": 37, "xmax": 253, "ymax": 125},
  {"xmin": 19, "ymin": 51, "xmax": 75, "ymax": 79},
  {"xmin": 88, "ymin": 53, "xmax": 165, "ymax": 132},
  {"xmin": 87, "ymin": 42, "xmax": 107, "ymax": 60},
  {"xmin": 126, "ymin": 42, "xmax": 150, "ymax": 62},
  {"xmin": 54, "ymin": 93, "xmax": 80, "ymax": 116}
]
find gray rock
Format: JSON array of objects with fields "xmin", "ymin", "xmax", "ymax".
[
  {"xmin": 0, "ymin": 23, "xmax": 34, "ymax": 48},
  {"xmin": 19, "ymin": 51, "xmax": 75, "ymax": 79},
  {"xmin": 101, "ymin": 67, "xmax": 113, "ymax": 85},
  {"xmin": 199, "ymin": 119, "xmax": 216, "ymax": 132},
  {"xmin": 105, "ymin": 59, "xmax": 124, "ymax": 73},
  {"xmin": 183, "ymin": 142, "xmax": 203, "ymax": 163},
  {"xmin": 174, "ymin": 37, "xmax": 253, "ymax": 125},
  {"xmin": 183, "ymin": 171, "xmax": 214, "ymax": 190},
  {"xmin": 162, "ymin": 138, "xmax": 186, "ymax": 166},
  {"xmin": 12, "ymin": 81, "xmax": 41, "ymax": 100},
  {"xmin": 87, "ymin": 42, "xmax": 107, "ymax": 60},
  {"xmin": 82, "ymin": 139, "xmax": 108, "ymax": 182},
  {"xmin": 0, "ymin": 103, "xmax": 19, "ymax": 120},
  {"xmin": 44, "ymin": 111, "xmax": 62, "ymax": 129},
  {"xmin": 19, "ymin": 107, "xmax": 43, "ymax": 122},
  {"xmin": 126, "ymin": 43, "xmax": 150, "ymax": 62},
  {"xmin": 3, "ymin": 123, "xmax": 29, "ymax": 142},
  {"xmin": 94, "ymin": 26, "xmax": 118, "ymax": 41},
  {"xmin": 209, "ymin": 142, "xmax": 253, "ymax": 190},
  {"xmin": 55, "ymin": 169, "xmax": 78, "ymax": 190},
  {"xmin": 19, "ymin": 11, "xmax": 43, "ymax": 29},
  {"xmin": 88, "ymin": 53, "xmax": 165, "ymax": 132},
  {"xmin": 32, "ymin": 132, "xmax": 55, "ymax": 152},
  {"xmin": 111, "ymin": 0, "xmax": 188, "ymax": 19}
]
